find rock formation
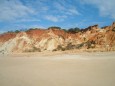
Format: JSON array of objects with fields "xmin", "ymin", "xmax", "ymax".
[{"xmin": 0, "ymin": 22, "xmax": 115, "ymax": 54}]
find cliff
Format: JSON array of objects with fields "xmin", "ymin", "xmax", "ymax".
[{"xmin": 0, "ymin": 22, "xmax": 115, "ymax": 54}]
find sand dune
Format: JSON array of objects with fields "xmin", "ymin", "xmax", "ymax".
[{"xmin": 0, "ymin": 52, "xmax": 115, "ymax": 86}]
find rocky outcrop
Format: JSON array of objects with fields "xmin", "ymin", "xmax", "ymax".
[
  {"xmin": 35, "ymin": 29, "xmax": 65, "ymax": 51},
  {"xmin": 0, "ymin": 22, "xmax": 115, "ymax": 54},
  {"xmin": 0, "ymin": 32, "xmax": 34, "ymax": 53}
]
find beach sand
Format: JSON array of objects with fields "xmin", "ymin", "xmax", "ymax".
[{"xmin": 0, "ymin": 52, "xmax": 115, "ymax": 86}]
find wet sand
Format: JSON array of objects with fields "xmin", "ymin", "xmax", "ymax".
[{"xmin": 0, "ymin": 52, "xmax": 115, "ymax": 86}]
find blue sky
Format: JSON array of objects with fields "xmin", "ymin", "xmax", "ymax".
[{"xmin": 0, "ymin": 0, "xmax": 115, "ymax": 33}]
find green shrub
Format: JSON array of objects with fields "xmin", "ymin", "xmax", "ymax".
[
  {"xmin": 48, "ymin": 26, "xmax": 61, "ymax": 30},
  {"xmin": 67, "ymin": 27, "xmax": 80, "ymax": 33}
]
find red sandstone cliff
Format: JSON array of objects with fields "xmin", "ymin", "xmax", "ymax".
[{"xmin": 0, "ymin": 22, "xmax": 115, "ymax": 54}]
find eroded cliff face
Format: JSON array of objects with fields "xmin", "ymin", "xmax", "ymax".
[
  {"xmin": 34, "ymin": 29, "xmax": 65, "ymax": 51},
  {"xmin": 0, "ymin": 32, "xmax": 34, "ymax": 53},
  {"xmin": 0, "ymin": 22, "xmax": 115, "ymax": 54}
]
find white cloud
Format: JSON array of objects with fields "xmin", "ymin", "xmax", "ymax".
[
  {"xmin": 45, "ymin": 15, "xmax": 59, "ymax": 22},
  {"xmin": 82, "ymin": 0, "xmax": 115, "ymax": 19},
  {"xmin": 0, "ymin": 0, "xmax": 34, "ymax": 21},
  {"xmin": 0, "ymin": 0, "xmax": 80, "ymax": 22},
  {"xmin": 67, "ymin": 8, "xmax": 80, "ymax": 15},
  {"xmin": 23, "ymin": 0, "xmax": 49, "ymax": 13},
  {"xmin": 53, "ymin": 1, "xmax": 80, "ymax": 15},
  {"xmin": 16, "ymin": 18, "xmax": 40, "ymax": 22},
  {"xmin": 44, "ymin": 15, "xmax": 67, "ymax": 22},
  {"xmin": 54, "ymin": 2, "xmax": 66, "ymax": 11}
]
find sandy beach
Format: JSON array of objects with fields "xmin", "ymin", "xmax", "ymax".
[{"xmin": 0, "ymin": 51, "xmax": 115, "ymax": 86}]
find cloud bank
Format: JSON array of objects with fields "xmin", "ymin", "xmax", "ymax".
[
  {"xmin": 0, "ymin": 0, "xmax": 34, "ymax": 21},
  {"xmin": 0, "ymin": 0, "xmax": 80, "ymax": 22}
]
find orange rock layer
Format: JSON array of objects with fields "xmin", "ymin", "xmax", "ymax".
[{"xmin": 0, "ymin": 22, "xmax": 115, "ymax": 53}]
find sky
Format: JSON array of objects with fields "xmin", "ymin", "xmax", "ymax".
[{"xmin": 0, "ymin": 0, "xmax": 115, "ymax": 33}]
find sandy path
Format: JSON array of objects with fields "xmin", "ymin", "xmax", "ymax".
[{"xmin": 0, "ymin": 52, "xmax": 115, "ymax": 86}]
